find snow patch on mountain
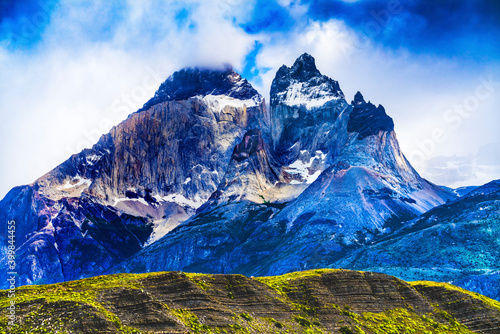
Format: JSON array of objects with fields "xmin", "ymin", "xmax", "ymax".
[
  {"xmin": 155, "ymin": 193, "xmax": 205, "ymax": 209},
  {"xmin": 277, "ymin": 81, "xmax": 342, "ymax": 109},
  {"xmin": 200, "ymin": 94, "xmax": 261, "ymax": 114},
  {"xmin": 85, "ymin": 154, "xmax": 103, "ymax": 166},
  {"xmin": 287, "ymin": 150, "xmax": 327, "ymax": 184},
  {"xmin": 113, "ymin": 196, "xmax": 149, "ymax": 206},
  {"xmin": 60, "ymin": 175, "xmax": 92, "ymax": 190}
]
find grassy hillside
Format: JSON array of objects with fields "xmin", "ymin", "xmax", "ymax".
[{"xmin": 1, "ymin": 269, "xmax": 500, "ymax": 333}]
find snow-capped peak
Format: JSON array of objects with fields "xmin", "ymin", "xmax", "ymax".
[
  {"xmin": 140, "ymin": 66, "xmax": 262, "ymax": 111},
  {"xmin": 270, "ymin": 53, "xmax": 344, "ymax": 108}
]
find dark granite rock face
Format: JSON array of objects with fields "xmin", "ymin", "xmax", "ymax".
[
  {"xmin": 347, "ymin": 91, "xmax": 394, "ymax": 139},
  {"xmin": 141, "ymin": 67, "xmax": 259, "ymax": 111},
  {"xmin": 232, "ymin": 129, "xmax": 265, "ymax": 162}
]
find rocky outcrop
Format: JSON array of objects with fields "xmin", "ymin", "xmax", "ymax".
[
  {"xmin": 2, "ymin": 269, "xmax": 499, "ymax": 333},
  {"xmin": 348, "ymin": 91, "xmax": 394, "ymax": 138},
  {"xmin": 200, "ymin": 129, "xmax": 280, "ymax": 208}
]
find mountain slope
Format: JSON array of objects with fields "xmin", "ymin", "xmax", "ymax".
[
  {"xmin": 2, "ymin": 269, "xmax": 500, "ymax": 333},
  {"xmin": 335, "ymin": 179, "xmax": 500, "ymax": 300}
]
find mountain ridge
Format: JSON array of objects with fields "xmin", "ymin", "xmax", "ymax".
[{"xmin": 2, "ymin": 268, "xmax": 500, "ymax": 333}]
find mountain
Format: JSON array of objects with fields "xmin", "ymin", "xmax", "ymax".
[
  {"xmin": 112, "ymin": 54, "xmax": 454, "ymax": 278},
  {"xmin": 4, "ymin": 52, "xmax": 493, "ymax": 305},
  {"xmin": 0, "ymin": 66, "xmax": 266, "ymax": 287},
  {"xmin": 269, "ymin": 53, "xmax": 348, "ymax": 186},
  {"xmin": 2, "ymin": 269, "xmax": 500, "ymax": 333},
  {"xmin": 440, "ymin": 185, "xmax": 479, "ymax": 197},
  {"xmin": 335, "ymin": 179, "xmax": 500, "ymax": 300}
]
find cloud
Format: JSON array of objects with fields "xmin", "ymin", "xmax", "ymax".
[
  {"xmin": 421, "ymin": 142, "xmax": 500, "ymax": 187},
  {"xmin": 303, "ymin": 0, "xmax": 500, "ymax": 60},
  {"xmin": 0, "ymin": 0, "xmax": 257, "ymax": 199},
  {"xmin": 0, "ymin": 0, "xmax": 499, "ymax": 199}
]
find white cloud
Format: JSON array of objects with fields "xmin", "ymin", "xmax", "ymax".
[{"xmin": 0, "ymin": 0, "xmax": 256, "ymax": 199}]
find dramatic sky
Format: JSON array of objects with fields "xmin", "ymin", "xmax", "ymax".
[{"xmin": 1, "ymin": 0, "xmax": 499, "ymax": 199}]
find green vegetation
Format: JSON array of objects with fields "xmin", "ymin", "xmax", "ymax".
[
  {"xmin": 256, "ymin": 268, "xmax": 340, "ymax": 295},
  {"xmin": 358, "ymin": 308, "xmax": 472, "ymax": 333},
  {"xmin": 185, "ymin": 272, "xmax": 214, "ymax": 291},
  {"xmin": 169, "ymin": 308, "xmax": 212, "ymax": 333},
  {"xmin": 1, "ymin": 269, "xmax": 498, "ymax": 333},
  {"xmin": 410, "ymin": 280, "xmax": 500, "ymax": 310}
]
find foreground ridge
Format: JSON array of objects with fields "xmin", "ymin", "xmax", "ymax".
[{"xmin": 1, "ymin": 269, "xmax": 500, "ymax": 333}]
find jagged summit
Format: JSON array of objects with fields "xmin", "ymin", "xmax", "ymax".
[
  {"xmin": 141, "ymin": 66, "xmax": 261, "ymax": 111},
  {"xmin": 270, "ymin": 53, "xmax": 344, "ymax": 108},
  {"xmin": 353, "ymin": 91, "xmax": 365, "ymax": 105},
  {"xmin": 348, "ymin": 91, "xmax": 394, "ymax": 139},
  {"xmin": 289, "ymin": 53, "xmax": 321, "ymax": 81}
]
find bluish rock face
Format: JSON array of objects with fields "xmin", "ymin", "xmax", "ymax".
[
  {"xmin": 335, "ymin": 179, "xmax": 500, "ymax": 301},
  {"xmin": 2, "ymin": 53, "xmax": 497, "ymax": 304},
  {"xmin": 0, "ymin": 185, "xmax": 151, "ymax": 286}
]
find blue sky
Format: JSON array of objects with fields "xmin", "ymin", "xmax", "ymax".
[{"xmin": 0, "ymin": 0, "xmax": 499, "ymax": 199}]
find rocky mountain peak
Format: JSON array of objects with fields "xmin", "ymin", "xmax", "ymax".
[
  {"xmin": 270, "ymin": 54, "xmax": 344, "ymax": 107},
  {"xmin": 353, "ymin": 91, "xmax": 365, "ymax": 105},
  {"xmin": 140, "ymin": 66, "xmax": 261, "ymax": 111},
  {"xmin": 290, "ymin": 53, "xmax": 321, "ymax": 81},
  {"xmin": 347, "ymin": 93, "xmax": 394, "ymax": 139}
]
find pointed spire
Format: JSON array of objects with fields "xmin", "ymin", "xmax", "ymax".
[
  {"xmin": 353, "ymin": 91, "xmax": 365, "ymax": 105},
  {"xmin": 348, "ymin": 92, "xmax": 394, "ymax": 139},
  {"xmin": 290, "ymin": 53, "xmax": 321, "ymax": 80}
]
